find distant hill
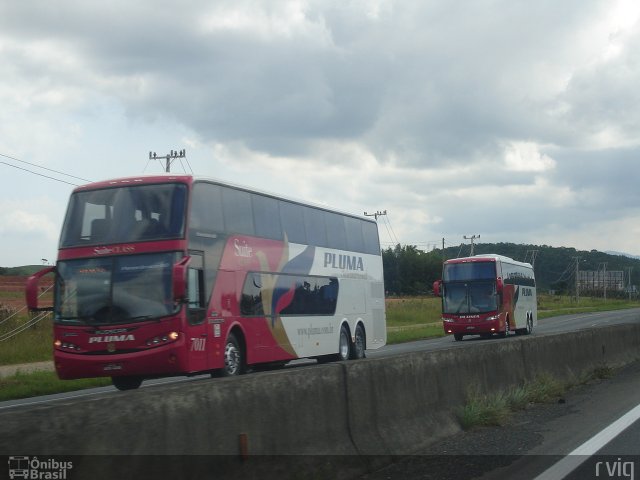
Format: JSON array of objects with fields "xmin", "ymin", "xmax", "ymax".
[{"xmin": 605, "ymin": 251, "xmax": 640, "ymax": 260}]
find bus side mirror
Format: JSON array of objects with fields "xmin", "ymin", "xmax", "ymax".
[
  {"xmin": 26, "ymin": 266, "xmax": 56, "ymax": 311},
  {"xmin": 496, "ymin": 277, "xmax": 504, "ymax": 293},
  {"xmin": 433, "ymin": 280, "xmax": 442, "ymax": 297},
  {"xmin": 173, "ymin": 256, "xmax": 191, "ymax": 302}
]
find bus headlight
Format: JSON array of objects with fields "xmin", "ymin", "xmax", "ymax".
[
  {"xmin": 486, "ymin": 315, "xmax": 500, "ymax": 322},
  {"xmin": 55, "ymin": 339, "xmax": 81, "ymax": 351},
  {"xmin": 145, "ymin": 331, "xmax": 179, "ymax": 347}
]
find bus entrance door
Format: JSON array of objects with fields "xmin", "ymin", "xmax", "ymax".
[{"xmin": 185, "ymin": 253, "xmax": 209, "ymax": 372}]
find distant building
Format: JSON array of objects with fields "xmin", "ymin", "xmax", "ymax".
[{"xmin": 578, "ymin": 270, "xmax": 625, "ymax": 292}]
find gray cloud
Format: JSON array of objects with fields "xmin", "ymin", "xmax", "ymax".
[{"xmin": 2, "ymin": 0, "xmax": 640, "ymax": 263}]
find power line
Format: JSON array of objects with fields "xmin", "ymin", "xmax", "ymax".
[
  {"xmin": 365, "ymin": 209, "xmax": 399, "ymax": 246},
  {"xmin": 1, "ymin": 160, "xmax": 80, "ymax": 187},
  {"xmin": 0, "ymin": 152, "xmax": 92, "ymax": 183}
]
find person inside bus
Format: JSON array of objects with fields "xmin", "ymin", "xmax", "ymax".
[{"xmin": 469, "ymin": 284, "xmax": 496, "ymax": 313}]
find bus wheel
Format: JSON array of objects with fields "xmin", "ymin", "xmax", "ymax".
[
  {"xmin": 222, "ymin": 332, "xmax": 244, "ymax": 377},
  {"xmin": 499, "ymin": 319, "xmax": 509, "ymax": 338},
  {"xmin": 112, "ymin": 376, "xmax": 142, "ymax": 391},
  {"xmin": 526, "ymin": 316, "xmax": 534, "ymax": 335},
  {"xmin": 338, "ymin": 325, "xmax": 351, "ymax": 361},
  {"xmin": 517, "ymin": 314, "xmax": 534, "ymax": 335},
  {"xmin": 350, "ymin": 324, "xmax": 366, "ymax": 359},
  {"xmin": 453, "ymin": 333, "xmax": 464, "ymax": 341}
]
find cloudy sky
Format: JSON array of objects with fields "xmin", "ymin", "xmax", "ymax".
[{"xmin": 1, "ymin": 0, "xmax": 640, "ymax": 267}]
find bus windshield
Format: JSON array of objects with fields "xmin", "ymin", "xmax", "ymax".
[
  {"xmin": 55, "ymin": 253, "xmax": 179, "ymax": 325},
  {"xmin": 443, "ymin": 281, "xmax": 498, "ymax": 314},
  {"xmin": 442, "ymin": 262, "xmax": 498, "ymax": 314},
  {"xmin": 59, "ymin": 183, "xmax": 187, "ymax": 247}
]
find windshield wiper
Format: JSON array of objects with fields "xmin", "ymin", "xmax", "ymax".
[{"xmin": 127, "ymin": 315, "xmax": 155, "ymax": 322}]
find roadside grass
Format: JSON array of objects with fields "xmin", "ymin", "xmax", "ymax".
[
  {"xmin": 386, "ymin": 297, "xmax": 443, "ymax": 343},
  {"xmin": 0, "ymin": 311, "xmax": 53, "ymax": 365},
  {"xmin": 386, "ymin": 297, "xmax": 442, "ymax": 325},
  {"xmin": 537, "ymin": 294, "xmax": 640, "ymax": 319},
  {"xmin": 0, "ymin": 371, "xmax": 111, "ymax": 402},
  {"xmin": 387, "ymin": 324, "xmax": 444, "ymax": 344},
  {"xmin": 457, "ymin": 365, "xmax": 616, "ymax": 430},
  {"xmin": 458, "ymin": 372, "xmax": 570, "ymax": 430}
]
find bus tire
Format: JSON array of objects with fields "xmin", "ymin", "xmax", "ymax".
[
  {"xmin": 112, "ymin": 376, "xmax": 143, "ymax": 391},
  {"xmin": 350, "ymin": 323, "xmax": 366, "ymax": 359},
  {"xmin": 221, "ymin": 332, "xmax": 245, "ymax": 377},
  {"xmin": 498, "ymin": 318, "xmax": 509, "ymax": 338},
  {"xmin": 516, "ymin": 314, "xmax": 534, "ymax": 335},
  {"xmin": 453, "ymin": 333, "xmax": 464, "ymax": 341},
  {"xmin": 338, "ymin": 325, "xmax": 351, "ymax": 361},
  {"xmin": 526, "ymin": 315, "xmax": 534, "ymax": 335}
]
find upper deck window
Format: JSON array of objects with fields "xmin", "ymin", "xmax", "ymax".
[
  {"xmin": 59, "ymin": 183, "xmax": 187, "ymax": 247},
  {"xmin": 443, "ymin": 261, "xmax": 496, "ymax": 282},
  {"xmin": 189, "ymin": 180, "xmax": 381, "ymax": 256}
]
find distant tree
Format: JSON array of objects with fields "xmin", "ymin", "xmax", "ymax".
[{"xmin": 384, "ymin": 242, "xmax": 640, "ymax": 296}]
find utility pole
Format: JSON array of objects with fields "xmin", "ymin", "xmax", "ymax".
[
  {"xmin": 463, "ymin": 234, "xmax": 480, "ymax": 256},
  {"xmin": 574, "ymin": 257, "xmax": 581, "ymax": 303},
  {"xmin": 149, "ymin": 149, "xmax": 186, "ymax": 173},
  {"xmin": 599, "ymin": 262, "xmax": 608, "ymax": 301},
  {"xmin": 627, "ymin": 267, "xmax": 634, "ymax": 300},
  {"xmin": 525, "ymin": 250, "xmax": 539, "ymax": 268},
  {"xmin": 364, "ymin": 210, "xmax": 387, "ymax": 221}
]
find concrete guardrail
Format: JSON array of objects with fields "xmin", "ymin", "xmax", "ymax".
[{"xmin": 1, "ymin": 323, "xmax": 639, "ymax": 479}]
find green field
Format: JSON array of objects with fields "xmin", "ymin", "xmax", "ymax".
[{"xmin": 1, "ymin": 290, "xmax": 640, "ymax": 400}]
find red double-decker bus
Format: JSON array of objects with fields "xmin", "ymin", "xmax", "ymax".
[
  {"xmin": 433, "ymin": 254, "xmax": 536, "ymax": 341},
  {"xmin": 26, "ymin": 175, "xmax": 386, "ymax": 390}
]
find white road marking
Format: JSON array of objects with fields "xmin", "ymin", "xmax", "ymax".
[{"xmin": 533, "ymin": 403, "xmax": 640, "ymax": 479}]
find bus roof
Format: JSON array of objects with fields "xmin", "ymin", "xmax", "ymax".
[
  {"xmin": 445, "ymin": 254, "xmax": 533, "ymax": 269},
  {"xmin": 71, "ymin": 174, "xmax": 376, "ymax": 224}
]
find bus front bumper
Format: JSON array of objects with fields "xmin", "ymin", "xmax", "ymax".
[
  {"xmin": 442, "ymin": 315, "xmax": 503, "ymax": 336},
  {"xmin": 53, "ymin": 340, "xmax": 189, "ymax": 380}
]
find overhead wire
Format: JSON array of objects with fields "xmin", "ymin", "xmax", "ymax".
[
  {"xmin": 0, "ymin": 284, "xmax": 53, "ymax": 342},
  {"xmin": 0, "ymin": 311, "xmax": 51, "ymax": 342},
  {"xmin": 383, "ymin": 214, "xmax": 400, "ymax": 245},
  {"xmin": 183, "ymin": 157, "xmax": 194, "ymax": 174},
  {"xmin": 0, "ymin": 152, "xmax": 92, "ymax": 185},
  {"xmin": 1, "ymin": 161, "xmax": 80, "ymax": 187}
]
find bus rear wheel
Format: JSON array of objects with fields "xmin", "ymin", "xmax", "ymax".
[
  {"xmin": 112, "ymin": 376, "xmax": 143, "ymax": 391},
  {"xmin": 350, "ymin": 323, "xmax": 366, "ymax": 359},
  {"xmin": 525, "ymin": 316, "xmax": 534, "ymax": 335},
  {"xmin": 453, "ymin": 333, "xmax": 464, "ymax": 341},
  {"xmin": 221, "ymin": 332, "xmax": 245, "ymax": 377},
  {"xmin": 338, "ymin": 325, "xmax": 351, "ymax": 361}
]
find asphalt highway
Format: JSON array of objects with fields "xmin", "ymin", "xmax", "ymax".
[{"xmin": 2, "ymin": 308, "xmax": 640, "ymax": 412}]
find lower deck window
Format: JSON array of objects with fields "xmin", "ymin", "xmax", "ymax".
[{"xmin": 241, "ymin": 272, "xmax": 338, "ymax": 316}]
